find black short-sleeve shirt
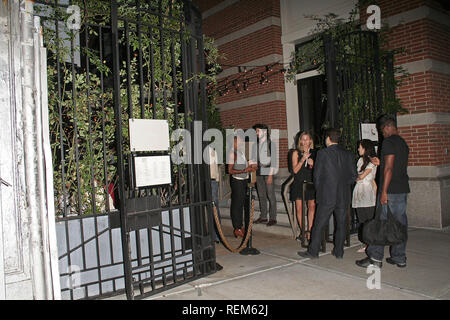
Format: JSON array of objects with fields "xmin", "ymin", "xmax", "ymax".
[{"xmin": 380, "ymin": 134, "xmax": 410, "ymax": 194}]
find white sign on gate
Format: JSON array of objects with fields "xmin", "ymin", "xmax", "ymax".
[{"xmin": 129, "ymin": 119, "xmax": 170, "ymax": 152}]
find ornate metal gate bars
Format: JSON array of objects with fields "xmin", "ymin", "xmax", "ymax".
[
  {"xmin": 324, "ymin": 30, "xmax": 395, "ymax": 153},
  {"xmin": 34, "ymin": 0, "xmax": 216, "ymax": 300}
]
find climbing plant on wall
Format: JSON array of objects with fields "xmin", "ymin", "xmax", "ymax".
[{"xmin": 285, "ymin": 2, "xmax": 409, "ymax": 153}]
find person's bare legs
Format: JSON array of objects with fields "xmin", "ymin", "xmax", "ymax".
[
  {"xmin": 307, "ymin": 199, "xmax": 316, "ymax": 240},
  {"xmin": 295, "ymin": 199, "xmax": 303, "ymax": 232}
]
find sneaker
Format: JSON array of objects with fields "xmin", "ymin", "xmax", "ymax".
[
  {"xmin": 386, "ymin": 257, "xmax": 406, "ymax": 268},
  {"xmin": 266, "ymin": 219, "xmax": 277, "ymax": 226},
  {"xmin": 355, "ymin": 257, "xmax": 382, "ymax": 268},
  {"xmin": 254, "ymin": 217, "xmax": 268, "ymax": 224}
]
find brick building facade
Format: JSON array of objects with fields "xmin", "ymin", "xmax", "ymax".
[
  {"xmin": 196, "ymin": 0, "xmax": 289, "ymax": 169},
  {"xmin": 194, "ymin": 0, "xmax": 450, "ymax": 229},
  {"xmin": 361, "ymin": 0, "xmax": 450, "ymax": 228}
]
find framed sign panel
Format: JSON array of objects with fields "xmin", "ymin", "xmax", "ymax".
[
  {"xmin": 134, "ymin": 155, "xmax": 172, "ymax": 187},
  {"xmin": 360, "ymin": 123, "xmax": 378, "ymax": 142},
  {"xmin": 129, "ymin": 119, "xmax": 170, "ymax": 152}
]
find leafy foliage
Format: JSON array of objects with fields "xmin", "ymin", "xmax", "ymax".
[
  {"xmin": 38, "ymin": 0, "xmax": 220, "ymax": 216},
  {"xmin": 284, "ymin": 2, "xmax": 410, "ymax": 153}
]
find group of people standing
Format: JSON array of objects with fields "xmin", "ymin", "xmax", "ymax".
[{"xmin": 225, "ymin": 115, "xmax": 409, "ymax": 269}]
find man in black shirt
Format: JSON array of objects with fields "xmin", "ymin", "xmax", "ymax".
[{"xmin": 356, "ymin": 115, "xmax": 410, "ymax": 268}]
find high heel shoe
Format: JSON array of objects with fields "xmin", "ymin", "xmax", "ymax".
[
  {"xmin": 296, "ymin": 230, "xmax": 310, "ymax": 246},
  {"xmin": 234, "ymin": 228, "xmax": 244, "ymax": 238},
  {"xmin": 295, "ymin": 228, "xmax": 303, "ymax": 241},
  {"xmin": 305, "ymin": 231, "xmax": 311, "ymax": 241}
]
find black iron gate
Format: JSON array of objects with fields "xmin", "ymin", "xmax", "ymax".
[
  {"xmin": 323, "ymin": 30, "xmax": 395, "ymax": 233},
  {"xmin": 35, "ymin": 0, "xmax": 216, "ymax": 300},
  {"xmin": 323, "ymin": 30, "xmax": 394, "ymax": 153}
]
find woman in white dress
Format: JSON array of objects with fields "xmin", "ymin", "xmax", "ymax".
[{"xmin": 352, "ymin": 139, "xmax": 377, "ymax": 253}]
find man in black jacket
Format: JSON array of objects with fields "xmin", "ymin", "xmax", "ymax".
[{"xmin": 298, "ymin": 128, "xmax": 357, "ymax": 259}]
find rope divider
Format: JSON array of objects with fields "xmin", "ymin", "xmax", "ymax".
[{"xmin": 212, "ymin": 199, "xmax": 256, "ymax": 253}]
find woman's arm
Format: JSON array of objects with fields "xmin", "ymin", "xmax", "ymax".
[
  {"xmin": 292, "ymin": 150, "xmax": 307, "ymax": 174},
  {"xmin": 356, "ymin": 167, "xmax": 372, "ymax": 181}
]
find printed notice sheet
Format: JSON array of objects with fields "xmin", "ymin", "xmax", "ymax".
[{"xmin": 134, "ymin": 155, "xmax": 171, "ymax": 187}]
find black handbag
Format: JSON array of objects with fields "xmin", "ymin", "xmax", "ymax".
[{"xmin": 362, "ymin": 204, "xmax": 408, "ymax": 246}]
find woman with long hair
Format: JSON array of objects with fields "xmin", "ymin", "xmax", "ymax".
[
  {"xmin": 352, "ymin": 139, "xmax": 377, "ymax": 253},
  {"xmin": 289, "ymin": 131, "xmax": 316, "ymax": 241}
]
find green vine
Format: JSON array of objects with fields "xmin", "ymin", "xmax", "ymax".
[
  {"xmin": 285, "ymin": 1, "xmax": 410, "ymax": 153},
  {"xmin": 37, "ymin": 0, "xmax": 221, "ymax": 216}
]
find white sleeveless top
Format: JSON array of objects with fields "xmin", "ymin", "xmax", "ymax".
[
  {"xmin": 232, "ymin": 149, "xmax": 249, "ymax": 180},
  {"xmin": 352, "ymin": 158, "xmax": 377, "ymax": 208}
]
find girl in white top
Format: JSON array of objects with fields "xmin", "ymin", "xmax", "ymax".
[{"xmin": 352, "ymin": 139, "xmax": 377, "ymax": 253}]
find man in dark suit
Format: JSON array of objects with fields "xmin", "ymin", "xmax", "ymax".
[{"xmin": 298, "ymin": 128, "xmax": 357, "ymax": 259}]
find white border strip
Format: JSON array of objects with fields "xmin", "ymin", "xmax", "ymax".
[
  {"xmin": 397, "ymin": 112, "xmax": 450, "ymax": 127},
  {"xmin": 408, "ymin": 165, "xmax": 450, "ymax": 179},
  {"xmin": 202, "ymin": 0, "xmax": 240, "ymax": 19},
  {"xmin": 215, "ymin": 16, "xmax": 281, "ymax": 46},
  {"xmin": 217, "ymin": 92, "xmax": 286, "ymax": 111},
  {"xmin": 398, "ymin": 59, "xmax": 450, "ymax": 76},
  {"xmin": 384, "ymin": 5, "xmax": 450, "ymax": 29},
  {"xmin": 295, "ymin": 69, "xmax": 321, "ymax": 80}
]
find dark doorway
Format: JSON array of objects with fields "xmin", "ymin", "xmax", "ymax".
[{"xmin": 297, "ymin": 75, "xmax": 327, "ymax": 144}]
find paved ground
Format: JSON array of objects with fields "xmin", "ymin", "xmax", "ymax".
[{"xmin": 147, "ymin": 214, "xmax": 450, "ymax": 300}]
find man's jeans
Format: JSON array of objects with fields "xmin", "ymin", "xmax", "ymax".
[
  {"xmin": 255, "ymin": 175, "xmax": 277, "ymax": 220},
  {"xmin": 366, "ymin": 193, "xmax": 408, "ymax": 264}
]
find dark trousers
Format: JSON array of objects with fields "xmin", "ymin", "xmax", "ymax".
[
  {"xmin": 230, "ymin": 177, "xmax": 249, "ymax": 230},
  {"xmin": 308, "ymin": 203, "xmax": 347, "ymax": 257},
  {"xmin": 255, "ymin": 175, "xmax": 277, "ymax": 220},
  {"xmin": 356, "ymin": 206, "xmax": 375, "ymax": 243}
]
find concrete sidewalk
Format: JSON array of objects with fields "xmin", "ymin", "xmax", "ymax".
[{"xmin": 148, "ymin": 222, "xmax": 450, "ymax": 300}]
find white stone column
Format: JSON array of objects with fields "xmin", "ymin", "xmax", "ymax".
[
  {"xmin": 0, "ymin": 0, "xmax": 60, "ymax": 300},
  {"xmin": 282, "ymin": 42, "xmax": 299, "ymax": 149}
]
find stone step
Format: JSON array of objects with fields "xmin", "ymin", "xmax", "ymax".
[
  {"xmin": 216, "ymin": 207, "xmax": 297, "ymax": 239},
  {"xmin": 220, "ymin": 198, "xmax": 289, "ymax": 214},
  {"xmin": 216, "ymin": 206, "xmax": 356, "ymax": 243}
]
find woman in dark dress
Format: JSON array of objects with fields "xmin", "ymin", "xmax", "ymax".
[{"xmin": 290, "ymin": 131, "xmax": 316, "ymax": 240}]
